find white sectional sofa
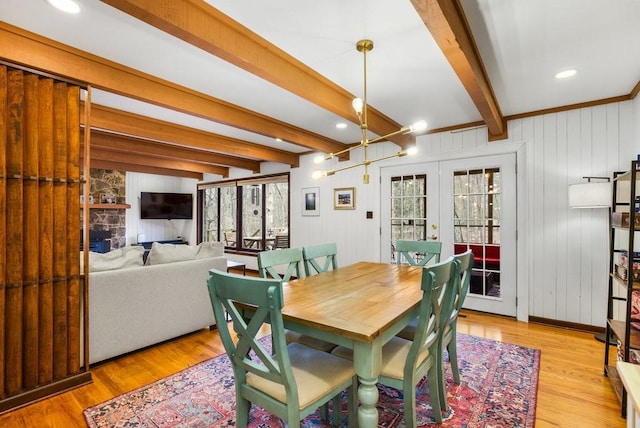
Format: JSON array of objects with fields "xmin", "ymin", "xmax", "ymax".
[{"xmin": 84, "ymin": 242, "xmax": 227, "ymax": 364}]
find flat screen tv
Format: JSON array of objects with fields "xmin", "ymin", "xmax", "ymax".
[{"xmin": 140, "ymin": 192, "xmax": 193, "ymax": 220}]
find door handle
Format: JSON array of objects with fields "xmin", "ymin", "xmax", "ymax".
[{"xmin": 431, "ymin": 234, "xmax": 438, "ymax": 240}]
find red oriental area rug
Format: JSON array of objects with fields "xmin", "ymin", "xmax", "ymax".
[{"xmin": 83, "ymin": 334, "xmax": 539, "ymax": 427}]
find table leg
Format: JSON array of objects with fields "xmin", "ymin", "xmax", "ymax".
[{"xmin": 353, "ymin": 341, "xmax": 382, "ymax": 428}]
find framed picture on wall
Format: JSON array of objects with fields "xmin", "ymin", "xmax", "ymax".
[
  {"xmin": 302, "ymin": 187, "xmax": 320, "ymax": 216},
  {"xmin": 334, "ymin": 187, "xmax": 355, "ymax": 210}
]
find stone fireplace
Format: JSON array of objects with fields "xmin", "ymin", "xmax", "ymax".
[{"xmin": 87, "ymin": 168, "xmax": 127, "ymax": 249}]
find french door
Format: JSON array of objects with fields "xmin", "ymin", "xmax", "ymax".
[{"xmin": 381, "ymin": 153, "xmax": 517, "ymax": 317}]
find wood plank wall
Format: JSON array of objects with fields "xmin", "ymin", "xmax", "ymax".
[
  {"xmin": 423, "ymin": 103, "xmax": 634, "ymax": 325},
  {"xmin": 0, "ymin": 65, "xmax": 90, "ymax": 413}
]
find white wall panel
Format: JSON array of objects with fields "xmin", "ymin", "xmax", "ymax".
[
  {"xmin": 565, "ymin": 109, "xmax": 583, "ymax": 323},
  {"xmin": 555, "ymin": 111, "xmax": 569, "ymax": 322},
  {"xmin": 125, "ymin": 173, "xmax": 198, "ymax": 246},
  {"xmin": 292, "ymin": 142, "xmax": 390, "ymax": 268},
  {"xmin": 510, "ymin": 102, "xmax": 631, "ymax": 325}
]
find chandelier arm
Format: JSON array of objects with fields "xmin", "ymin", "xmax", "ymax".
[
  {"xmin": 368, "ymin": 151, "xmax": 409, "ymax": 164},
  {"xmin": 326, "ymin": 160, "xmax": 369, "ymax": 175},
  {"xmin": 323, "ymin": 142, "xmax": 364, "ymax": 161},
  {"xmin": 324, "ymin": 150, "xmax": 408, "ymax": 176}
]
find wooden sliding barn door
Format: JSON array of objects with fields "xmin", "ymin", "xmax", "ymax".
[{"xmin": 0, "ymin": 65, "xmax": 90, "ymax": 413}]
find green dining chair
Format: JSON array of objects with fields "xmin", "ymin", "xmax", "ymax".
[
  {"xmin": 436, "ymin": 249, "xmax": 474, "ymax": 410},
  {"xmin": 287, "ymin": 243, "xmax": 340, "ymax": 352},
  {"xmin": 207, "ymin": 270, "xmax": 357, "ymax": 427},
  {"xmin": 259, "ymin": 247, "xmax": 336, "ymax": 352},
  {"xmin": 332, "ymin": 256, "xmax": 460, "ymax": 426},
  {"xmin": 395, "ymin": 240, "xmax": 443, "ymax": 340},
  {"xmin": 396, "ymin": 239, "xmax": 442, "ymax": 267},
  {"xmin": 302, "ymin": 243, "xmax": 338, "ymax": 276},
  {"xmin": 257, "ymin": 247, "xmax": 303, "ymax": 281}
]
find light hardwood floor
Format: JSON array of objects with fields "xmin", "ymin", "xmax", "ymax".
[{"xmin": 0, "ymin": 310, "xmax": 626, "ymax": 427}]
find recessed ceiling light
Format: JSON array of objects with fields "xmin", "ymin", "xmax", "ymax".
[
  {"xmin": 555, "ymin": 69, "xmax": 577, "ymax": 79},
  {"xmin": 46, "ymin": 0, "xmax": 81, "ymax": 14},
  {"xmin": 336, "ymin": 123, "xmax": 347, "ymax": 129},
  {"xmin": 275, "ymin": 137, "xmax": 282, "ymax": 142}
]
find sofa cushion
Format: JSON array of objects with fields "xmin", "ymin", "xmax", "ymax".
[
  {"xmin": 145, "ymin": 241, "xmax": 224, "ymax": 265},
  {"xmin": 88, "ymin": 246, "xmax": 145, "ymax": 272}
]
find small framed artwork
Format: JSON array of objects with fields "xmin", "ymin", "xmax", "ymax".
[
  {"xmin": 101, "ymin": 193, "xmax": 116, "ymax": 204},
  {"xmin": 334, "ymin": 187, "xmax": 355, "ymax": 210},
  {"xmin": 302, "ymin": 187, "xmax": 320, "ymax": 216}
]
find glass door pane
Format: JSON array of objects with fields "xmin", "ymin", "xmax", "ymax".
[
  {"xmin": 389, "ymin": 174, "xmax": 428, "ymax": 262},
  {"xmin": 453, "ymin": 168, "xmax": 501, "ymax": 297}
]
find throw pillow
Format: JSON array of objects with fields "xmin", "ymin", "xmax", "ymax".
[
  {"xmin": 194, "ymin": 241, "xmax": 224, "ymax": 259},
  {"xmin": 88, "ymin": 246, "xmax": 145, "ymax": 272},
  {"xmin": 145, "ymin": 241, "xmax": 224, "ymax": 265}
]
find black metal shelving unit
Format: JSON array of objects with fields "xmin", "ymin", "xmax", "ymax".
[{"xmin": 604, "ymin": 161, "xmax": 640, "ymax": 418}]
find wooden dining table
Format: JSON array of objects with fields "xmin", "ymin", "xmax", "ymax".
[{"xmin": 280, "ymin": 261, "xmax": 424, "ymax": 427}]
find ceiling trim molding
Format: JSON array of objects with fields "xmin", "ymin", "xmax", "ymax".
[
  {"xmin": 505, "ymin": 94, "xmax": 631, "ymax": 121},
  {"xmin": 411, "ymin": 0, "xmax": 507, "ymax": 141},
  {"xmin": 425, "ymin": 92, "xmax": 635, "ymax": 136},
  {"xmin": 0, "ymin": 21, "xmax": 347, "ymax": 155},
  {"xmin": 99, "ymin": 0, "xmax": 415, "ymax": 148},
  {"xmin": 631, "ymin": 80, "xmax": 640, "ymax": 100},
  {"xmin": 426, "ymin": 120, "xmax": 486, "ymax": 136}
]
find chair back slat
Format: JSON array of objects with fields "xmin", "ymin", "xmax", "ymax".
[
  {"xmin": 396, "ymin": 240, "xmax": 442, "ymax": 266},
  {"xmin": 438, "ymin": 249, "xmax": 475, "ymax": 391},
  {"xmin": 452, "ymin": 249, "xmax": 474, "ymax": 317},
  {"xmin": 302, "ymin": 243, "xmax": 338, "ymax": 276},
  {"xmin": 258, "ymin": 247, "xmax": 303, "ymax": 281}
]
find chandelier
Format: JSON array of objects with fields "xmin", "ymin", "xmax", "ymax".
[{"xmin": 312, "ymin": 39, "xmax": 427, "ymax": 184}]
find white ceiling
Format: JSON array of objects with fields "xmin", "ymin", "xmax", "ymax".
[{"xmin": 1, "ymin": 0, "xmax": 639, "ymax": 160}]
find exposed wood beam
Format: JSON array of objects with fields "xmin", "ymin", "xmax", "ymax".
[
  {"xmin": 0, "ymin": 21, "xmax": 347, "ymax": 155},
  {"xmin": 89, "ymin": 130, "xmax": 259, "ymax": 172},
  {"xmin": 88, "ymin": 158, "xmax": 204, "ymax": 180},
  {"xmin": 411, "ymin": 0, "xmax": 507, "ymax": 141},
  {"xmin": 87, "ymin": 146, "xmax": 228, "ymax": 176},
  {"xmin": 83, "ymin": 104, "xmax": 299, "ymax": 168},
  {"xmin": 90, "ymin": 147, "xmax": 227, "ymax": 176},
  {"xmin": 99, "ymin": 0, "xmax": 415, "ymax": 148},
  {"xmin": 88, "ymin": 131, "xmax": 232, "ymax": 174}
]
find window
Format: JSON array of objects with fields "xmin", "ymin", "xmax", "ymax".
[{"xmin": 198, "ymin": 174, "xmax": 289, "ymax": 252}]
